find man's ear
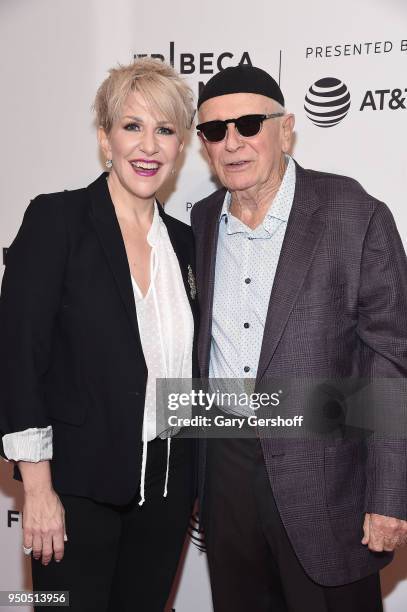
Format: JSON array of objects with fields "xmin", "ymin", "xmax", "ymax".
[
  {"xmin": 281, "ymin": 114, "xmax": 295, "ymax": 154},
  {"xmin": 98, "ymin": 126, "xmax": 112, "ymax": 160}
]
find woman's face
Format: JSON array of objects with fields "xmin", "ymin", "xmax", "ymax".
[{"xmin": 99, "ymin": 90, "xmax": 183, "ymax": 202}]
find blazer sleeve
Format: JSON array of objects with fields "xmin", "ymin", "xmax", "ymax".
[
  {"xmin": 356, "ymin": 202, "xmax": 407, "ymax": 519},
  {"xmin": 0, "ymin": 195, "xmax": 68, "ymax": 459}
]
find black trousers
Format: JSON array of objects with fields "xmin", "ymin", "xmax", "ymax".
[
  {"xmin": 32, "ymin": 437, "xmax": 194, "ymax": 612},
  {"xmin": 203, "ymin": 437, "xmax": 383, "ymax": 612}
]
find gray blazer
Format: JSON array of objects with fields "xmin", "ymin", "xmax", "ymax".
[{"xmin": 191, "ymin": 161, "xmax": 407, "ymax": 586}]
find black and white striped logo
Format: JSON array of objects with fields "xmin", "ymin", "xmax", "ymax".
[
  {"xmin": 188, "ymin": 513, "xmax": 206, "ymax": 552},
  {"xmin": 304, "ymin": 78, "xmax": 351, "ymax": 127}
]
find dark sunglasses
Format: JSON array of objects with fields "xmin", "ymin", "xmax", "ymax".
[{"xmin": 196, "ymin": 113, "xmax": 284, "ymax": 142}]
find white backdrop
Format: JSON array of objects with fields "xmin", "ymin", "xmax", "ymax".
[{"xmin": 0, "ymin": 0, "xmax": 406, "ymax": 610}]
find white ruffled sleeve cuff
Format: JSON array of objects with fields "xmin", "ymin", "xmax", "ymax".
[{"xmin": 2, "ymin": 426, "xmax": 53, "ymax": 462}]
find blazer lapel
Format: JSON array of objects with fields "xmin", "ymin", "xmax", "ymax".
[
  {"xmin": 157, "ymin": 205, "xmax": 203, "ymax": 378},
  {"xmin": 158, "ymin": 206, "xmax": 194, "ymax": 308},
  {"xmin": 87, "ymin": 173, "xmax": 142, "ymax": 345},
  {"xmin": 157, "ymin": 204, "xmax": 199, "ymax": 320},
  {"xmin": 196, "ymin": 192, "xmax": 225, "ymax": 377},
  {"xmin": 256, "ymin": 164, "xmax": 325, "ymax": 384}
]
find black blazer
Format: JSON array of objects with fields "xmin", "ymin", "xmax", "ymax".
[{"xmin": 0, "ymin": 173, "xmax": 199, "ymax": 505}]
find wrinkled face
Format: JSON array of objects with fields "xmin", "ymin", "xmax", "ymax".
[
  {"xmin": 198, "ymin": 93, "xmax": 294, "ymax": 195},
  {"xmin": 99, "ymin": 90, "xmax": 183, "ymax": 201}
]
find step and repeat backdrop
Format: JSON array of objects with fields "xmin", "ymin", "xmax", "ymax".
[{"xmin": 0, "ymin": 0, "xmax": 406, "ymax": 610}]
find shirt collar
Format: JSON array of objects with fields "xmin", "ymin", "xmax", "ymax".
[{"xmin": 219, "ymin": 155, "xmax": 296, "ymax": 229}]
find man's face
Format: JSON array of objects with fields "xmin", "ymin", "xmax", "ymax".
[{"xmin": 198, "ymin": 93, "xmax": 294, "ymax": 194}]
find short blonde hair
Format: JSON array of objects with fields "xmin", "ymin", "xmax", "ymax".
[{"xmin": 94, "ymin": 57, "xmax": 195, "ymax": 136}]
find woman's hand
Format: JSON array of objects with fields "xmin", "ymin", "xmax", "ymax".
[{"xmin": 18, "ymin": 461, "xmax": 67, "ymax": 565}]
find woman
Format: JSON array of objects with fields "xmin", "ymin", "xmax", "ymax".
[{"xmin": 0, "ymin": 58, "xmax": 197, "ymax": 611}]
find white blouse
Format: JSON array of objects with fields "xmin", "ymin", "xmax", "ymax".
[
  {"xmin": 132, "ymin": 201, "xmax": 193, "ymax": 443},
  {"xmin": 132, "ymin": 201, "xmax": 193, "ymax": 504}
]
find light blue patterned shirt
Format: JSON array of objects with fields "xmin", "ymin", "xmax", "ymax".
[{"xmin": 209, "ymin": 157, "xmax": 296, "ymax": 402}]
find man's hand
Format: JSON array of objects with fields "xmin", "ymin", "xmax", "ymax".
[{"xmin": 362, "ymin": 513, "xmax": 407, "ymax": 552}]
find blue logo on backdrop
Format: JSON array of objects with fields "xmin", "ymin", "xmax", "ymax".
[{"xmin": 304, "ymin": 78, "xmax": 351, "ymax": 127}]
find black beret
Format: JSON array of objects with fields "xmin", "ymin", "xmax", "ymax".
[{"xmin": 197, "ymin": 65, "xmax": 284, "ymax": 109}]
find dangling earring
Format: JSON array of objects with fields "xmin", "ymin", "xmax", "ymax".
[
  {"xmin": 105, "ymin": 159, "xmax": 113, "ymax": 169},
  {"xmin": 171, "ymin": 167, "xmax": 176, "ymax": 176}
]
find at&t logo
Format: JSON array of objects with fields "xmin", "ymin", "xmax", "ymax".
[
  {"xmin": 304, "ymin": 78, "xmax": 351, "ymax": 127},
  {"xmin": 188, "ymin": 512, "xmax": 206, "ymax": 553}
]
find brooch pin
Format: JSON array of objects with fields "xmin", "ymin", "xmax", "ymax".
[{"xmin": 187, "ymin": 265, "xmax": 196, "ymax": 300}]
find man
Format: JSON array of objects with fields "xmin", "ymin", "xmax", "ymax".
[{"xmin": 190, "ymin": 65, "xmax": 407, "ymax": 612}]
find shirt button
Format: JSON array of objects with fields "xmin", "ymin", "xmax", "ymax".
[
  {"xmin": 245, "ymin": 278, "xmax": 251, "ymax": 284},
  {"xmin": 244, "ymin": 322, "xmax": 250, "ymax": 329},
  {"xmin": 244, "ymin": 366, "xmax": 250, "ymax": 373}
]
